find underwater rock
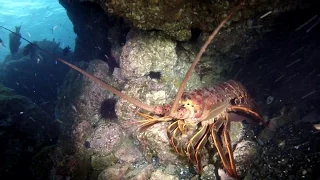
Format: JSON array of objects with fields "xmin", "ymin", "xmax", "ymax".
[
  {"xmin": 56, "ymin": 59, "xmax": 118, "ymax": 146},
  {"xmin": 91, "ymin": 153, "xmax": 118, "ymax": 171},
  {"xmin": 98, "ymin": 163, "xmax": 131, "ymax": 180},
  {"xmin": 108, "ymin": 24, "xmax": 126, "ymax": 64},
  {"xmin": 233, "ymin": 141, "xmax": 258, "ymax": 176},
  {"xmin": 137, "ymin": 121, "xmax": 183, "ymax": 164},
  {"xmin": 257, "ymin": 127, "xmax": 275, "ymax": 143},
  {"xmin": 120, "ymin": 30, "xmax": 201, "ymax": 90},
  {"xmin": 53, "ymin": 59, "xmax": 119, "ymax": 178},
  {"xmin": 217, "ymin": 168, "xmax": 236, "ymax": 180},
  {"xmin": 200, "ymin": 164, "xmax": 217, "ymax": 180},
  {"xmin": 114, "ymin": 137, "xmax": 143, "ymax": 163},
  {"xmin": 124, "ymin": 164, "xmax": 154, "ymax": 180},
  {"xmin": 150, "ymin": 169, "xmax": 179, "ymax": 180},
  {"xmin": 66, "ymin": 0, "xmax": 311, "ymax": 41},
  {"xmin": 120, "ymin": 30, "xmax": 202, "ymax": 88},
  {"xmin": 120, "ymin": 30, "xmax": 177, "ymax": 79},
  {"xmin": 229, "ymin": 121, "xmax": 246, "ymax": 145},
  {"xmin": 87, "ymin": 122, "xmax": 123, "ymax": 155}
]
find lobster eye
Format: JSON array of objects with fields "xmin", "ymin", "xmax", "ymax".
[{"xmin": 230, "ymin": 98, "xmax": 236, "ymax": 105}]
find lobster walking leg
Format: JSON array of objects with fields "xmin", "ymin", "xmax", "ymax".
[
  {"xmin": 223, "ymin": 115, "xmax": 238, "ymax": 178},
  {"xmin": 167, "ymin": 121, "xmax": 185, "ymax": 156},
  {"xmin": 193, "ymin": 130, "xmax": 209, "ymax": 173},
  {"xmin": 227, "ymin": 106, "xmax": 265, "ymax": 125},
  {"xmin": 211, "ymin": 119, "xmax": 235, "ymax": 176},
  {"xmin": 186, "ymin": 125, "xmax": 209, "ymax": 173}
]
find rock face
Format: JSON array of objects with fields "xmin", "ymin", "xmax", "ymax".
[
  {"xmin": 62, "ymin": 0, "xmax": 315, "ymax": 41},
  {"xmin": 58, "ymin": 0, "xmax": 318, "ymax": 87},
  {"xmin": 55, "ymin": 59, "xmax": 118, "ymax": 149},
  {"xmin": 52, "ymin": 59, "xmax": 124, "ymax": 179}
]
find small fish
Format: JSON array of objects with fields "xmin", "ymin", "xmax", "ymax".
[
  {"xmin": 55, "ymin": 119, "xmax": 64, "ymax": 124},
  {"xmin": 50, "ymin": 25, "xmax": 58, "ymax": 34},
  {"xmin": 36, "ymin": 53, "xmax": 43, "ymax": 64},
  {"xmin": 0, "ymin": 38, "xmax": 6, "ymax": 47},
  {"xmin": 29, "ymin": 116, "xmax": 36, "ymax": 122},
  {"xmin": 26, "ymin": 32, "xmax": 31, "ymax": 37},
  {"xmin": 71, "ymin": 105, "xmax": 77, "ymax": 112},
  {"xmin": 62, "ymin": 46, "xmax": 70, "ymax": 56}
]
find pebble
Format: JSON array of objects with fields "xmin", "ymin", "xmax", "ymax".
[{"xmin": 302, "ymin": 170, "xmax": 307, "ymax": 175}]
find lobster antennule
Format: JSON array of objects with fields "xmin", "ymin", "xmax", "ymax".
[
  {"xmin": 169, "ymin": 2, "xmax": 244, "ymax": 116},
  {"xmin": 0, "ymin": 25, "xmax": 156, "ymax": 113}
]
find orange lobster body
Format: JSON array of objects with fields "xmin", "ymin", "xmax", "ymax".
[
  {"xmin": 138, "ymin": 80, "xmax": 264, "ymax": 178},
  {"xmin": 159, "ymin": 80, "xmax": 258, "ymax": 119}
]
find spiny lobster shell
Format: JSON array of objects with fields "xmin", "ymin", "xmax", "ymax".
[{"xmin": 161, "ymin": 80, "xmax": 260, "ymax": 120}]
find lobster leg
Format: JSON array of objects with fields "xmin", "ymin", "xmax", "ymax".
[
  {"xmin": 167, "ymin": 121, "xmax": 185, "ymax": 156},
  {"xmin": 223, "ymin": 114, "xmax": 238, "ymax": 178},
  {"xmin": 211, "ymin": 118, "xmax": 234, "ymax": 177},
  {"xmin": 132, "ymin": 112, "xmax": 172, "ymax": 130},
  {"xmin": 227, "ymin": 106, "xmax": 266, "ymax": 125},
  {"xmin": 193, "ymin": 127, "xmax": 210, "ymax": 174},
  {"xmin": 186, "ymin": 125, "xmax": 209, "ymax": 173}
]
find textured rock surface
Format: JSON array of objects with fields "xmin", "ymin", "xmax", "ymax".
[
  {"xmin": 150, "ymin": 169, "xmax": 179, "ymax": 180},
  {"xmin": 98, "ymin": 163, "xmax": 131, "ymax": 180},
  {"xmin": 65, "ymin": 0, "xmax": 314, "ymax": 41},
  {"xmin": 120, "ymin": 30, "xmax": 202, "ymax": 89},
  {"xmin": 124, "ymin": 164, "xmax": 154, "ymax": 180},
  {"xmin": 233, "ymin": 141, "xmax": 258, "ymax": 176},
  {"xmin": 52, "ymin": 59, "xmax": 122, "ymax": 179},
  {"xmin": 120, "ymin": 31, "xmax": 177, "ymax": 79},
  {"xmin": 114, "ymin": 138, "xmax": 143, "ymax": 163},
  {"xmin": 87, "ymin": 122, "xmax": 123, "ymax": 155},
  {"xmin": 200, "ymin": 164, "xmax": 217, "ymax": 180},
  {"xmin": 56, "ymin": 59, "xmax": 118, "ymax": 149}
]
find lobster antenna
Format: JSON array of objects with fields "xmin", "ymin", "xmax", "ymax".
[
  {"xmin": 169, "ymin": 3, "xmax": 244, "ymax": 115},
  {"xmin": 0, "ymin": 25, "xmax": 156, "ymax": 113}
]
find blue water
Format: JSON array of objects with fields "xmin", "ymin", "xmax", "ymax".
[{"xmin": 0, "ymin": 0, "xmax": 76, "ymax": 61}]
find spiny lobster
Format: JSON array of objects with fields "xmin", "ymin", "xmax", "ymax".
[{"xmin": 0, "ymin": 2, "xmax": 265, "ymax": 179}]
